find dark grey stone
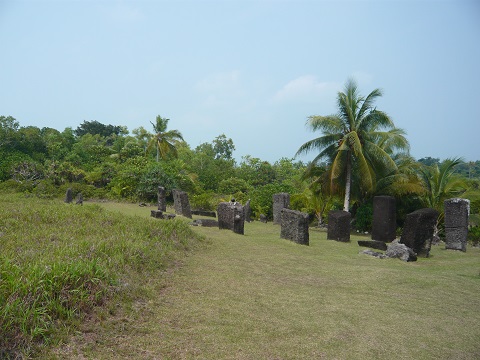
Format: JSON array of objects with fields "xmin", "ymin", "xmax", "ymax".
[
  {"xmin": 280, "ymin": 208, "xmax": 309, "ymax": 245},
  {"xmin": 172, "ymin": 189, "xmax": 192, "ymax": 218},
  {"xmin": 360, "ymin": 249, "xmax": 387, "ymax": 259},
  {"xmin": 259, "ymin": 214, "xmax": 267, "ymax": 223},
  {"xmin": 151, "ymin": 210, "xmax": 163, "ymax": 218},
  {"xmin": 371, "ymin": 196, "xmax": 396, "ymax": 242},
  {"xmin": 158, "ymin": 186, "xmax": 167, "ymax": 212},
  {"xmin": 244, "ymin": 199, "xmax": 252, "ymax": 222},
  {"xmin": 191, "ymin": 210, "xmax": 216, "ymax": 217},
  {"xmin": 327, "ymin": 210, "xmax": 351, "ymax": 242},
  {"xmin": 400, "ymin": 208, "xmax": 439, "ymax": 257},
  {"xmin": 217, "ymin": 202, "xmax": 245, "ymax": 234},
  {"xmin": 445, "ymin": 227, "xmax": 468, "ymax": 252},
  {"xmin": 386, "ymin": 240, "xmax": 417, "ymax": 262},
  {"xmin": 194, "ymin": 219, "xmax": 219, "ymax": 227},
  {"xmin": 273, "ymin": 193, "xmax": 290, "ymax": 224},
  {"xmin": 357, "ymin": 240, "xmax": 388, "ymax": 251},
  {"xmin": 64, "ymin": 188, "xmax": 73, "ymax": 203},
  {"xmin": 75, "ymin": 193, "xmax": 83, "ymax": 205},
  {"xmin": 444, "ymin": 198, "xmax": 470, "ymax": 228}
]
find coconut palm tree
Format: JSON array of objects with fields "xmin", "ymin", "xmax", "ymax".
[
  {"xmin": 147, "ymin": 115, "xmax": 184, "ymax": 162},
  {"xmin": 296, "ymin": 78, "xmax": 409, "ymax": 211}
]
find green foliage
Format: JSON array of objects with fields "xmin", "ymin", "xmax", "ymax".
[
  {"xmin": 74, "ymin": 120, "xmax": 126, "ymax": 138},
  {"xmin": 218, "ymin": 177, "xmax": 251, "ymax": 195},
  {"xmin": 355, "ymin": 202, "xmax": 373, "ymax": 232},
  {"xmin": 249, "ymin": 183, "xmax": 294, "ymax": 219},
  {"xmin": 136, "ymin": 162, "xmax": 179, "ymax": 202},
  {"xmin": 467, "ymin": 226, "xmax": 480, "ymax": 246},
  {"xmin": 190, "ymin": 192, "xmax": 217, "ymax": 211}
]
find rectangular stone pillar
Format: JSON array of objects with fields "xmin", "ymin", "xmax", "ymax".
[
  {"xmin": 273, "ymin": 193, "xmax": 290, "ymax": 224},
  {"xmin": 217, "ymin": 202, "xmax": 245, "ymax": 234},
  {"xmin": 444, "ymin": 198, "xmax": 469, "ymax": 252},
  {"xmin": 371, "ymin": 196, "xmax": 396, "ymax": 242},
  {"xmin": 280, "ymin": 209, "xmax": 309, "ymax": 245},
  {"xmin": 172, "ymin": 189, "xmax": 192, "ymax": 219},
  {"xmin": 399, "ymin": 208, "xmax": 438, "ymax": 257},
  {"xmin": 327, "ymin": 210, "xmax": 351, "ymax": 242},
  {"xmin": 158, "ymin": 186, "xmax": 167, "ymax": 212}
]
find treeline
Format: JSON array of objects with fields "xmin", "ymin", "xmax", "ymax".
[{"xmin": 0, "ymin": 115, "xmax": 479, "ymax": 232}]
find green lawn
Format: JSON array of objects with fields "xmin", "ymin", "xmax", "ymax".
[{"xmin": 46, "ymin": 202, "xmax": 480, "ymax": 359}]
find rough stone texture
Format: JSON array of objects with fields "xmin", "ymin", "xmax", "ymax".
[
  {"xmin": 217, "ymin": 202, "xmax": 245, "ymax": 234},
  {"xmin": 244, "ymin": 199, "xmax": 252, "ymax": 222},
  {"xmin": 280, "ymin": 208, "xmax": 309, "ymax": 246},
  {"xmin": 444, "ymin": 198, "xmax": 470, "ymax": 228},
  {"xmin": 327, "ymin": 210, "xmax": 351, "ymax": 242},
  {"xmin": 273, "ymin": 193, "xmax": 290, "ymax": 224},
  {"xmin": 151, "ymin": 210, "xmax": 176, "ymax": 220},
  {"xmin": 157, "ymin": 186, "xmax": 167, "ymax": 212},
  {"xmin": 191, "ymin": 219, "xmax": 219, "ymax": 227},
  {"xmin": 445, "ymin": 227, "xmax": 468, "ymax": 252},
  {"xmin": 259, "ymin": 214, "xmax": 267, "ymax": 223},
  {"xmin": 371, "ymin": 196, "xmax": 396, "ymax": 242},
  {"xmin": 76, "ymin": 193, "xmax": 83, "ymax": 205},
  {"xmin": 64, "ymin": 188, "xmax": 73, "ymax": 203},
  {"xmin": 360, "ymin": 249, "xmax": 387, "ymax": 259},
  {"xmin": 357, "ymin": 240, "xmax": 388, "ymax": 251},
  {"xmin": 172, "ymin": 189, "xmax": 192, "ymax": 219},
  {"xmin": 386, "ymin": 240, "xmax": 417, "ymax": 262},
  {"xmin": 191, "ymin": 210, "xmax": 216, "ymax": 218},
  {"xmin": 444, "ymin": 198, "xmax": 469, "ymax": 252},
  {"xmin": 400, "ymin": 208, "xmax": 439, "ymax": 257}
]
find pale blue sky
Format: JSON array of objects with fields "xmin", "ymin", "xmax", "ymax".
[{"xmin": 1, "ymin": 0, "xmax": 479, "ymax": 163}]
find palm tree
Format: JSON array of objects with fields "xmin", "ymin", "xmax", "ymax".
[
  {"xmin": 417, "ymin": 157, "xmax": 467, "ymax": 211},
  {"xmin": 296, "ymin": 78, "xmax": 409, "ymax": 211},
  {"xmin": 147, "ymin": 115, "xmax": 184, "ymax": 162}
]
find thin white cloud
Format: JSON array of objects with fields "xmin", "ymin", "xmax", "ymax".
[
  {"xmin": 107, "ymin": 3, "xmax": 145, "ymax": 23},
  {"xmin": 195, "ymin": 70, "xmax": 243, "ymax": 108},
  {"xmin": 273, "ymin": 75, "xmax": 340, "ymax": 103}
]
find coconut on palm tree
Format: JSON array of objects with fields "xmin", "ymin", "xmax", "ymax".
[
  {"xmin": 296, "ymin": 78, "xmax": 409, "ymax": 211},
  {"xmin": 147, "ymin": 115, "xmax": 184, "ymax": 162}
]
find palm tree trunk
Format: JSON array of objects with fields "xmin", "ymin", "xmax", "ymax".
[{"xmin": 343, "ymin": 153, "xmax": 351, "ymax": 212}]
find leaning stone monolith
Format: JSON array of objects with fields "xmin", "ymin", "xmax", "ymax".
[
  {"xmin": 371, "ymin": 196, "xmax": 396, "ymax": 242},
  {"xmin": 280, "ymin": 208, "xmax": 309, "ymax": 245},
  {"xmin": 172, "ymin": 189, "xmax": 192, "ymax": 219},
  {"xmin": 158, "ymin": 186, "xmax": 167, "ymax": 212},
  {"xmin": 400, "ymin": 208, "xmax": 438, "ymax": 257},
  {"xmin": 273, "ymin": 193, "xmax": 290, "ymax": 224}
]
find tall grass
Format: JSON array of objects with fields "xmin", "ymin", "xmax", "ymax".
[{"xmin": 0, "ymin": 193, "xmax": 204, "ymax": 358}]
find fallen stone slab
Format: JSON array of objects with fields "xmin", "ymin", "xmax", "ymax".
[{"xmin": 357, "ymin": 240, "xmax": 388, "ymax": 251}]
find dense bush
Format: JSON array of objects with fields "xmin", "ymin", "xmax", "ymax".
[{"xmin": 355, "ymin": 202, "xmax": 373, "ymax": 232}]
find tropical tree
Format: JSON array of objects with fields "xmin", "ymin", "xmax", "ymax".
[
  {"xmin": 417, "ymin": 157, "xmax": 468, "ymax": 211},
  {"xmin": 296, "ymin": 78, "xmax": 409, "ymax": 211},
  {"xmin": 147, "ymin": 115, "xmax": 184, "ymax": 162}
]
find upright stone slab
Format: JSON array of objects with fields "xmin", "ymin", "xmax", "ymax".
[
  {"xmin": 157, "ymin": 186, "xmax": 167, "ymax": 212},
  {"xmin": 371, "ymin": 196, "xmax": 396, "ymax": 242},
  {"xmin": 64, "ymin": 188, "xmax": 73, "ymax": 203},
  {"xmin": 400, "ymin": 208, "xmax": 438, "ymax": 257},
  {"xmin": 273, "ymin": 193, "xmax": 290, "ymax": 224},
  {"xmin": 444, "ymin": 198, "xmax": 470, "ymax": 252},
  {"xmin": 280, "ymin": 209, "xmax": 309, "ymax": 245},
  {"xmin": 244, "ymin": 199, "xmax": 252, "ymax": 223},
  {"xmin": 76, "ymin": 193, "xmax": 83, "ymax": 205},
  {"xmin": 327, "ymin": 210, "xmax": 351, "ymax": 242},
  {"xmin": 172, "ymin": 189, "xmax": 192, "ymax": 219},
  {"xmin": 217, "ymin": 202, "xmax": 245, "ymax": 234}
]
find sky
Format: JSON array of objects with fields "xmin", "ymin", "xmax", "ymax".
[{"xmin": 0, "ymin": 0, "xmax": 479, "ymax": 164}]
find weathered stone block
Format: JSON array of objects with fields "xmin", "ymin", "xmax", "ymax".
[
  {"xmin": 192, "ymin": 219, "xmax": 219, "ymax": 227},
  {"xmin": 357, "ymin": 240, "xmax": 388, "ymax": 251},
  {"xmin": 172, "ymin": 189, "xmax": 192, "ymax": 218},
  {"xmin": 273, "ymin": 193, "xmax": 290, "ymax": 224},
  {"xmin": 217, "ymin": 202, "xmax": 245, "ymax": 234},
  {"xmin": 158, "ymin": 186, "xmax": 167, "ymax": 212},
  {"xmin": 280, "ymin": 209, "xmax": 309, "ymax": 245},
  {"xmin": 327, "ymin": 210, "xmax": 351, "ymax": 242},
  {"xmin": 386, "ymin": 240, "xmax": 417, "ymax": 262},
  {"xmin": 371, "ymin": 196, "xmax": 396, "ymax": 242},
  {"xmin": 191, "ymin": 210, "xmax": 216, "ymax": 217},
  {"xmin": 65, "ymin": 188, "xmax": 73, "ymax": 203},
  {"xmin": 151, "ymin": 210, "xmax": 163, "ymax": 218},
  {"xmin": 400, "ymin": 208, "xmax": 438, "ymax": 257},
  {"xmin": 259, "ymin": 214, "xmax": 267, "ymax": 223},
  {"xmin": 244, "ymin": 199, "xmax": 252, "ymax": 222},
  {"xmin": 444, "ymin": 198, "xmax": 470, "ymax": 228},
  {"xmin": 445, "ymin": 227, "xmax": 468, "ymax": 252}
]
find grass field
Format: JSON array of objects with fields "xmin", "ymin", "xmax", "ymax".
[
  {"xmin": 1, "ymin": 196, "xmax": 479, "ymax": 359},
  {"xmin": 49, "ymin": 201, "xmax": 480, "ymax": 359}
]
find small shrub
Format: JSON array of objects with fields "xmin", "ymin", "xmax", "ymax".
[
  {"xmin": 468, "ymin": 226, "xmax": 480, "ymax": 247},
  {"xmin": 355, "ymin": 202, "xmax": 373, "ymax": 232}
]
